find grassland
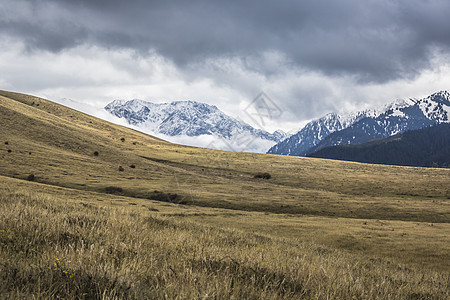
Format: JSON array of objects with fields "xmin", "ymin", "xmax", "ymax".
[{"xmin": 0, "ymin": 90, "xmax": 449, "ymax": 298}]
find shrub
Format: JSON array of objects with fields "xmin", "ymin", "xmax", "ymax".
[
  {"xmin": 118, "ymin": 166, "xmax": 125, "ymax": 172},
  {"xmin": 120, "ymin": 137, "xmax": 125, "ymax": 142},
  {"xmin": 4, "ymin": 141, "xmax": 8, "ymax": 145},
  {"xmin": 7, "ymin": 149, "xmax": 12, "ymax": 153},
  {"xmin": 105, "ymin": 186, "xmax": 123, "ymax": 193},
  {"xmin": 148, "ymin": 191, "xmax": 179, "ymax": 203},
  {"xmin": 93, "ymin": 151, "xmax": 99, "ymax": 156},
  {"xmin": 254, "ymin": 173, "xmax": 271, "ymax": 179},
  {"xmin": 27, "ymin": 174, "xmax": 35, "ymax": 181},
  {"xmin": 129, "ymin": 164, "xmax": 136, "ymax": 169}
]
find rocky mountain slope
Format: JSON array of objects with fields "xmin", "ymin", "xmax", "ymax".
[
  {"xmin": 105, "ymin": 99, "xmax": 287, "ymax": 153},
  {"xmin": 268, "ymin": 91, "xmax": 450, "ymax": 156}
]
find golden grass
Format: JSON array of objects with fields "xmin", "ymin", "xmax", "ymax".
[
  {"xmin": 0, "ymin": 186, "xmax": 448, "ymax": 299},
  {"xmin": 0, "ymin": 90, "xmax": 449, "ymax": 298}
]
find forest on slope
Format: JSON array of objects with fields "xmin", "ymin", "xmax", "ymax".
[{"xmin": 308, "ymin": 124, "xmax": 450, "ymax": 168}]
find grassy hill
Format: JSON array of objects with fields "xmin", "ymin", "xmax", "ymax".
[
  {"xmin": 0, "ymin": 90, "xmax": 449, "ymax": 299},
  {"xmin": 308, "ymin": 123, "xmax": 450, "ymax": 167}
]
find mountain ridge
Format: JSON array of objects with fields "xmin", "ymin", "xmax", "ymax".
[
  {"xmin": 268, "ymin": 91, "xmax": 450, "ymax": 156},
  {"xmin": 105, "ymin": 99, "xmax": 287, "ymax": 152}
]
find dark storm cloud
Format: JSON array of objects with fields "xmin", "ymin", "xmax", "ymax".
[{"xmin": 2, "ymin": 0, "xmax": 450, "ymax": 82}]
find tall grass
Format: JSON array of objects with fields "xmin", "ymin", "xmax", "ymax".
[{"xmin": 0, "ymin": 188, "xmax": 448, "ymax": 299}]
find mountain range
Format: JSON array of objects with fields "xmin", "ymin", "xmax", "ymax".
[
  {"xmin": 268, "ymin": 91, "xmax": 450, "ymax": 156},
  {"xmin": 105, "ymin": 99, "xmax": 287, "ymax": 153},
  {"xmin": 104, "ymin": 91, "xmax": 450, "ymax": 158}
]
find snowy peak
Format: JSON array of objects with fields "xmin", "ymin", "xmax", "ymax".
[
  {"xmin": 416, "ymin": 91, "xmax": 450, "ymax": 123},
  {"xmin": 106, "ymin": 99, "xmax": 126, "ymax": 107},
  {"xmin": 267, "ymin": 110, "xmax": 372, "ymax": 156},
  {"xmin": 271, "ymin": 129, "xmax": 288, "ymax": 141},
  {"xmin": 374, "ymin": 98, "xmax": 415, "ymax": 116},
  {"xmin": 427, "ymin": 90, "xmax": 450, "ymax": 105},
  {"xmin": 104, "ymin": 99, "xmax": 287, "ymax": 153},
  {"xmin": 268, "ymin": 90, "xmax": 450, "ymax": 156}
]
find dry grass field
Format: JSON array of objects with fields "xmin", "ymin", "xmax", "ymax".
[{"xmin": 0, "ymin": 90, "xmax": 449, "ymax": 299}]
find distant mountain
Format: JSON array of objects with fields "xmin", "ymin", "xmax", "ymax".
[
  {"xmin": 105, "ymin": 99, "xmax": 287, "ymax": 153},
  {"xmin": 307, "ymin": 123, "xmax": 450, "ymax": 168},
  {"xmin": 267, "ymin": 110, "xmax": 376, "ymax": 156},
  {"xmin": 268, "ymin": 91, "xmax": 450, "ymax": 156}
]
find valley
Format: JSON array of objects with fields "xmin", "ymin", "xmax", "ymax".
[{"xmin": 1, "ymin": 90, "xmax": 449, "ymax": 298}]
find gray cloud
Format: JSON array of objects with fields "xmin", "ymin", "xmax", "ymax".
[{"xmin": 1, "ymin": 0, "xmax": 450, "ymax": 83}]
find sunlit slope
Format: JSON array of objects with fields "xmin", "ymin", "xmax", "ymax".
[{"xmin": 0, "ymin": 90, "xmax": 449, "ymax": 223}]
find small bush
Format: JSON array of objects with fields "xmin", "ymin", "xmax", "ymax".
[
  {"xmin": 254, "ymin": 173, "xmax": 271, "ymax": 179},
  {"xmin": 7, "ymin": 149, "xmax": 12, "ymax": 153},
  {"xmin": 105, "ymin": 186, "xmax": 123, "ymax": 193},
  {"xmin": 129, "ymin": 164, "xmax": 136, "ymax": 169},
  {"xmin": 27, "ymin": 174, "xmax": 35, "ymax": 181},
  {"xmin": 93, "ymin": 151, "xmax": 99, "ymax": 156},
  {"xmin": 120, "ymin": 137, "xmax": 125, "ymax": 142},
  {"xmin": 4, "ymin": 141, "xmax": 8, "ymax": 145},
  {"xmin": 148, "ymin": 191, "xmax": 180, "ymax": 203},
  {"xmin": 118, "ymin": 166, "xmax": 125, "ymax": 172}
]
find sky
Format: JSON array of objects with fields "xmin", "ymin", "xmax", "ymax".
[{"xmin": 1, "ymin": 0, "xmax": 450, "ymax": 133}]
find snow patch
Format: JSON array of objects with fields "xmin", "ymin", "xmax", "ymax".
[{"xmin": 391, "ymin": 109, "xmax": 405, "ymax": 117}]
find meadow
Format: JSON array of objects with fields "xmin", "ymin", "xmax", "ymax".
[{"xmin": 0, "ymin": 90, "xmax": 449, "ymax": 299}]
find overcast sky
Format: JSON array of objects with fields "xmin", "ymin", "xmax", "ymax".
[{"xmin": 1, "ymin": 0, "xmax": 450, "ymax": 132}]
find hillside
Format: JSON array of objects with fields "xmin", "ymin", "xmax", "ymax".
[
  {"xmin": 1, "ymin": 90, "xmax": 449, "ymax": 298},
  {"xmin": 308, "ymin": 124, "xmax": 450, "ymax": 167}
]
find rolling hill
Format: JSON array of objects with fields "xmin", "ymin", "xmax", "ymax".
[
  {"xmin": 308, "ymin": 124, "xmax": 450, "ymax": 167},
  {"xmin": 1, "ymin": 90, "xmax": 449, "ymax": 299}
]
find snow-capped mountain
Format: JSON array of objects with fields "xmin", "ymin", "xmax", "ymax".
[
  {"xmin": 267, "ymin": 110, "xmax": 375, "ymax": 156},
  {"xmin": 268, "ymin": 91, "xmax": 450, "ymax": 156},
  {"xmin": 105, "ymin": 99, "xmax": 287, "ymax": 153}
]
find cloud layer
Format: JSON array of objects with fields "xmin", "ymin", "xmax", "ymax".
[
  {"xmin": 3, "ymin": 0, "xmax": 450, "ymax": 81},
  {"xmin": 1, "ymin": 0, "xmax": 450, "ymax": 132}
]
